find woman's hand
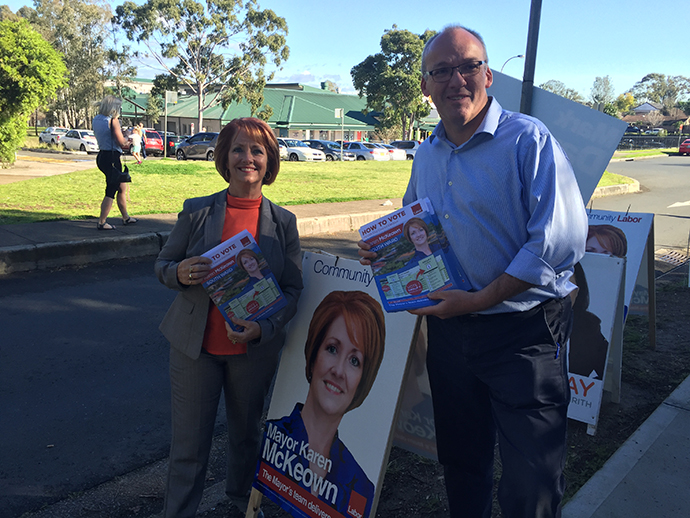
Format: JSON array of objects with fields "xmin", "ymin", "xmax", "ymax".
[
  {"xmin": 357, "ymin": 239, "xmax": 377, "ymax": 266},
  {"xmin": 225, "ymin": 318, "xmax": 261, "ymax": 344},
  {"xmin": 177, "ymin": 256, "xmax": 212, "ymax": 286}
]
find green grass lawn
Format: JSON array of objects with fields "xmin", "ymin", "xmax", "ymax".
[
  {"xmin": 1, "ymin": 144, "xmax": 659, "ymax": 224},
  {"xmin": 0, "ymin": 159, "xmax": 414, "ymax": 224}
]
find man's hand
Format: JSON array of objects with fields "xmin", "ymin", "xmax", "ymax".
[{"xmin": 357, "ymin": 239, "xmax": 376, "ymax": 266}]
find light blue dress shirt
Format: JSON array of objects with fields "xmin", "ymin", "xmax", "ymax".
[{"xmin": 403, "ymin": 98, "xmax": 587, "ymax": 314}]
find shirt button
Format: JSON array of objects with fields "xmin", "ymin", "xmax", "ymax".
[
  {"xmin": 444, "ymin": 214, "xmax": 450, "ymax": 219},
  {"xmin": 448, "ymin": 181, "xmax": 453, "ymax": 186}
]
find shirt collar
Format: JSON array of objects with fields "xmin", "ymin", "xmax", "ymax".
[{"xmin": 429, "ymin": 96, "xmax": 503, "ymax": 147}]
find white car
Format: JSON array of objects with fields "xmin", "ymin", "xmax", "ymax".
[
  {"xmin": 39, "ymin": 127, "xmax": 70, "ymax": 145},
  {"xmin": 390, "ymin": 140, "xmax": 422, "ymax": 160},
  {"xmin": 343, "ymin": 141, "xmax": 389, "ymax": 161},
  {"xmin": 277, "ymin": 138, "xmax": 325, "ymax": 162},
  {"xmin": 374, "ymin": 143, "xmax": 407, "ymax": 161},
  {"xmin": 60, "ymin": 129, "xmax": 99, "ymax": 153}
]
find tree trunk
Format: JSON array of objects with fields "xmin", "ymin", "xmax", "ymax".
[{"xmin": 197, "ymin": 84, "xmax": 204, "ymax": 132}]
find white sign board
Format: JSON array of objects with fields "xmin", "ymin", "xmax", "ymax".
[{"xmin": 254, "ymin": 253, "xmax": 417, "ymax": 518}]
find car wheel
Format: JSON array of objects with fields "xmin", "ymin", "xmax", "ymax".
[
  {"xmin": 176, "ymin": 149, "xmax": 185, "ymax": 160},
  {"xmin": 356, "ymin": 155, "xmax": 365, "ymax": 161},
  {"xmin": 51, "ymin": 139, "xmax": 57, "ymax": 146},
  {"xmin": 406, "ymin": 154, "xmax": 414, "ymax": 160},
  {"xmin": 61, "ymin": 143, "xmax": 67, "ymax": 151},
  {"xmin": 206, "ymin": 151, "xmax": 214, "ymax": 161},
  {"xmin": 80, "ymin": 144, "xmax": 86, "ymax": 152},
  {"xmin": 289, "ymin": 153, "xmax": 299, "ymax": 161},
  {"xmin": 325, "ymin": 154, "xmax": 334, "ymax": 161}
]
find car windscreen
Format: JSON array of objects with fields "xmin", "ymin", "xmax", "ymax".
[
  {"xmin": 285, "ymin": 139, "xmax": 308, "ymax": 147},
  {"xmin": 323, "ymin": 141, "xmax": 341, "ymax": 149}
]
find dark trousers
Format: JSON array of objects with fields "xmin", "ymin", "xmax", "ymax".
[
  {"xmin": 164, "ymin": 347, "xmax": 279, "ymax": 518},
  {"xmin": 426, "ymin": 297, "xmax": 572, "ymax": 518}
]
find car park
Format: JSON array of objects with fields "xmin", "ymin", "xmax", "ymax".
[
  {"xmin": 277, "ymin": 138, "xmax": 326, "ymax": 161},
  {"xmin": 175, "ymin": 132, "xmax": 219, "ymax": 160},
  {"xmin": 342, "ymin": 141, "xmax": 389, "ymax": 161},
  {"xmin": 376, "ymin": 143, "xmax": 407, "ymax": 161},
  {"xmin": 679, "ymin": 139, "xmax": 690, "ymax": 155},
  {"xmin": 60, "ymin": 129, "xmax": 99, "ymax": 153},
  {"xmin": 39, "ymin": 127, "xmax": 70, "ymax": 145},
  {"xmin": 390, "ymin": 140, "xmax": 421, "ymax": 160},
  {"xmin": 302, "ymin": 139, "xmax": 356, "ymax": 161}
]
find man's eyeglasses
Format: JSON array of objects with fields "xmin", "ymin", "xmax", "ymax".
[{"xmin": 426, "ymin": 61, "xmax": 487, "ymax": 83}]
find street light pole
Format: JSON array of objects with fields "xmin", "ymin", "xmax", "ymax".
[{"xmin": 500, "ymin": 54, "xmax": 525, "ymax": 73}]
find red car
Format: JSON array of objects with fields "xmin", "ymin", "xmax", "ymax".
[
  {"xmin": 679, "ymin": 139, "xmax": 690, "ymax": 156},
  {"xmin": 122, "ymin": 128, "xmax": 164, "ymax": 157}
]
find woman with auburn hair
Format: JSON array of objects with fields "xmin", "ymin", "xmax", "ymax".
[
  {"xmin": 586, "ymin": 225, "xmax": 628, "ymax": 258},
  {"xmin": 403, "ymin": 217, "xmax": 441, "ymax": 262},
  {"xmin": 155, "ymin": 117, "xmax": 303, "ymax": 518},
  {"xmin": 237, "ymin": 248, "xmax": 265, "ymax": 280},
  {"xmin": 263, "ymin": 290, "xmax": 385, "ymax": 518}
]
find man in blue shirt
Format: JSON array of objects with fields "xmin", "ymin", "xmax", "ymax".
[{"xmin": 360, "ymin": 25, "xmax": 587, "ymax": 518}]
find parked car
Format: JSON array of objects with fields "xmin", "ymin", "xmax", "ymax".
[
  {"xmin": 160, "ymin": 132, "xmax": 183, "ymax": 156},
  {"xmin": 302, "ymin": 139, "xmax": 356, "ymax": 161},
  {"xmin": 39, "ymin": 127, "xmax": 70, "ymax": 145},
  {"xmin": 142, "ymin": 129, "xmax": 164, "ymax": 156},
  {"xmin": 278, "ymin": 141, "xmax": 288, "ymax": 160},
  {"xmin": 376, "ymin": 143, "xmax": 407, "ymax": 161},
  {"xmin": 390, "ymin": 140, "xmax": 421, "ymax": 160},
  {"xmin": 342, "ymin": 141, "xmax": 389, "ymax": 161},
  {"xmin": 277, "ymin": 138, "xmax": 326, "ymax": 161},
  {"xmin": 60, "ymin": 129, "xmax": 99, "ymax": 153},
  {"xmin": 679, "ymin": 139, "xmax": 690, "ymax": 155},
  {"xmin": 624, "ymin": 126, "xmax": 641, "ymax": 135},
  {"xmin": 175, "ymin": 132, "xmax": 219, "ymax": 160}
]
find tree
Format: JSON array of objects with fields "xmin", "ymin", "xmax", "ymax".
[
  {"xmin": 590, "ymin": 76, "xmax": 615, "ymax": 105},
  {"xmin": 351, "ymin": 26, "xmax": 434, "ymax": 140},
  {"xmin": 538, "ymin": 80, "xmax": 584, "ymax": 103},
  {"xmin": 151, "ymin": 73, "xmax": 179, "ymax": 100},
  {"xmin": 105, "ymin": 19, "xmax": 138, "ymax": 101},
  {"xmin": 631, "ymin": 73, "xmax": 690, "ymax": 113},
  {"xmin": 23, "ymin": 0, "xmax": 113, "ymax": 129},
  {"xmin": 615, "ymin": 92, "xmax": 636, "ymax": 115},
  {"xmin": 320, "ymin": 80, "xmax": 340, "ymax": 93},
  {"xmin": 115, "ymin": 0, "xmax": 289, "ymax": 129},
  {"xmin": 0, "ymin": 19, "xmax": 67, "ymax": 165}
]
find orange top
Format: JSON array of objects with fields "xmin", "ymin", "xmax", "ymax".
[{"xmin": 202, "ymin": 192, "xmax": 262, "ymax": 355}]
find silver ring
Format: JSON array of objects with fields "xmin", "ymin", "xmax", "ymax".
[{"xmin": 189, "ymin": 272, "xmax": 193, "ymax": 281}]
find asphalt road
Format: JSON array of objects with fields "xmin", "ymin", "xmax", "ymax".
[
  {"xmin": 0, "ymin": 257, "xmax": 175, "ymax": 517},
  {"xmin": 595, "ymin": 155, "xmax": 690, "ymax": 250}
]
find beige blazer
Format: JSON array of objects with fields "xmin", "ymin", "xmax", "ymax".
[{"xmin": 155, "ymin": 189, "xmax": 303, "ymax": 360}]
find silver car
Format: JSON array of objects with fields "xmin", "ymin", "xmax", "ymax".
[
  {"xmin": 343, "ymin": 141, "xmax": 389, "ymax": 161},
  {"xmin": 175, "ymin": 132, "xmax": 219, "ymax": 161},
  {"xmin": 60, "ymin": 129, "xmax": 99, "ymax": 153},
  {"xmin": 39, "ymin": 127, "xmax": 69, "ymax": 145},
  {"xmin": 302, "ymin": 139, "xmax": 356, "ymax": 161}
]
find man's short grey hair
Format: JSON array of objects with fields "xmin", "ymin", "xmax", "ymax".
[
  {"xmin": 421, "ymin": 25, "xmax": 489, "ymax": 75},
  {"xmin": 98, "ymin": 95, "xmax": 123, "ymax": 118}
]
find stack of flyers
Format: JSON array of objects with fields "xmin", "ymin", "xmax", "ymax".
[
  {"xmin": 359, "ymin": 198, "xmax": 470, "ymax": 312},
  {"xmin": 201, "ymin": 230, "xmax": 286, "ymax": 331}
]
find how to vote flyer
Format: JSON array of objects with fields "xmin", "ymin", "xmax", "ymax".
[
  {"xmin": 201, "ymin": 230, "xmax": 285, "ymax": 331},
  {"xmin": 359, "ymin": 198, "xmax": 470, "ymax": 312}
]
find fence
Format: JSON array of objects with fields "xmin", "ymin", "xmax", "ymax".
[{"xmin": 617, "ymin": 135, "xmax": 687, "ymax": 151}]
